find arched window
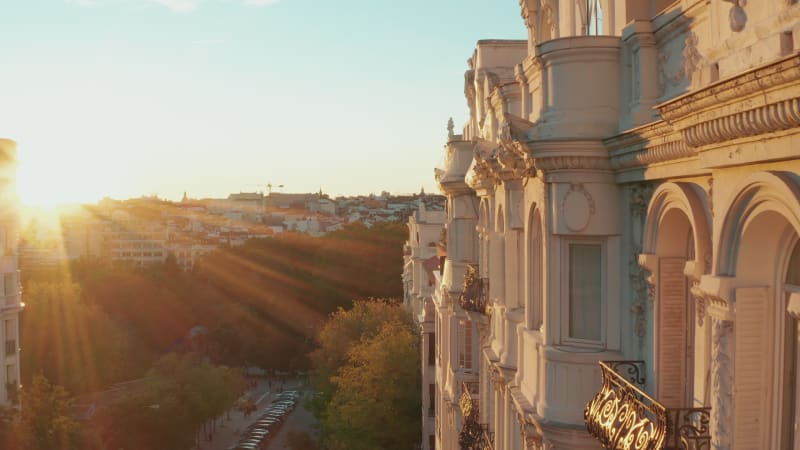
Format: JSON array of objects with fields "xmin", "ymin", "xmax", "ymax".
[{"xmin": 528, "ymin": 209, "xmax": 543, "ymax": 330}]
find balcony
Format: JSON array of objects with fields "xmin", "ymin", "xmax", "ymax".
[
  {"xmin": 0, "ymin": 293, "xmax": 22, "ymax": 313},
  {"xmin": 459, "ymin": 265, "xmax": 489, "ymax": 315},
  {"xmin": 584, "ymin": 361, "xmax": 711, "ymax": 450},
  {"xmin": 458, "ymin": 381, "xmax": 492, "ymax": 450}
]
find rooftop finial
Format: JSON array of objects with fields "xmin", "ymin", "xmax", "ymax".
[{"xmin": 447, "ymin": 117, "xmax": 455, "ymax": 139}]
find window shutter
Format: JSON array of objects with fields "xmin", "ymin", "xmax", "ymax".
[
  {"xmin": 657, "ymin": 257, "xmax": 688, "ymax": 408},
  {"xmin": 734, "ymin": 287, "xmax": 770, "ymax": 450}
]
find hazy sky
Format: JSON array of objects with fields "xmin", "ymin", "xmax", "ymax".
[{"xmin": 0, "ymin": 0, "xmax": 525, "ymax": 206}]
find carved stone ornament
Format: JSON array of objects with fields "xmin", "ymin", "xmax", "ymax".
[
  {"xmin": 659, "ymin": 54, "xmax": 800, "ymax": 148},
  {"xmin": 496, "ymin": 146, "xmax": 526, "ymax": 181},
  {"xmin": 561, "ymin": 183, "xmax": 596, "ymax": 232},
  {"xmin": 710, "ymin": 318, "xmax": 734, "ymax": 450},
  {"xmin": 535, "ymin": 155, "xmax": 609, "ymax": 172},
  {"xmin": 722, "ymin": 0, "xmax": 748, "ymax": 32},
  {"xmin": 466, "ymin": 141, "xmax": 499, "ymax": 190},
  {"xmin": 630, "ymin": 247, "xmax": 652, "ymax": 340},
  {"xmin": 683, "ymin": 32, "xmax": 703, "ymax": 83},
  {"xmin": 447, "ymin": 117, "xmax": 455, "ymax": 139},
  {"xmin": 519, "ymin": 419, "xmax": 543, "ymax": 450},
  {"xmin": 630, "ymin": 183, "xmax": 655, "ymax": 220},
  {"xmin": 690, "ymin": 281, "xmax": 707, "ymax": 327},
  {"xmin": 658, "ymin": 32, "xmax": 703, "ymax": 89},
  {"xmin": 707, "ymin": 177, "xmax": 714, "ymax": 219}
]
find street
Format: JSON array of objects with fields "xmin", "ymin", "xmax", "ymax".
[{"xmin": 196, "ymin": 378, "xmax": 317, "ymax": 450}]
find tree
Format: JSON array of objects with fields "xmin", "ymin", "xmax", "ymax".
[
  {"xmin": 308, "ymin": 299, "xmax": 412, "ymax": 415},
  {"xmin": 98, "ymin": 354, "xmax": 246, "ymax": 450},
  {"xmin": 18, "ymin": 375, "xmax": 80, "ymax": 450},
  {"xmin": 324, "ymin": 321, "xmax": 421, "ymax": 450},
  {"xmin": 287, "ymin": 430, "xmax": 321, "ymax": 450}
]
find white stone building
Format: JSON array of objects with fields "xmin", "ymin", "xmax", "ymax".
[
  {"xmin": 405, "ymin": 1, "xmax": 800, "ymax": 449},
  {"xmin": 0, "ymin": 139, "xmax": 22, "ymax": 407},
  {"xmin": 107, "ymin": 211, "xmax": 168, "ymax": 266},
  {"xmin": 404, "ymin": 202, "xmax": 447, "ymax": 450}
]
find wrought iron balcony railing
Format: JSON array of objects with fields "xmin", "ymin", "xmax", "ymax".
[
  {"xmin": 458, "ymin": 381, "xmax": 492, "ymax": 450},
  {"xmin": 584, "ymin": 361, "xmax": 711, "ymax": 450},
  {"xmin": 459, "ymin": 264, "xmax": 489, "ymax": 315}
]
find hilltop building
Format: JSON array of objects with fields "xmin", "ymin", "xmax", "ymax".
[
  {"xmin": 0, "ymin": 139, "xmax": 22, "ymax": 407},
  {"xmin": 406, "ymin": 1, "xmax": 800, "ymax": 449}
]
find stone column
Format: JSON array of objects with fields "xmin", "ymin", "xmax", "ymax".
[{"xmin": 710, "ymin": 316, "xmax": 734, "ymax": 450}]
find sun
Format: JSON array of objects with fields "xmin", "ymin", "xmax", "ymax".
[{"xmin": 16, "ymin": 152, "xmax": 105, "ymax": 208}]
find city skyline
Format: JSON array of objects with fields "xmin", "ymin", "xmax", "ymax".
[{"xmin": 0, "ymin": 0, "xmax": 526, "ymax": 207}]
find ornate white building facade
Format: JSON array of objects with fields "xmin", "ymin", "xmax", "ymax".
[
  {"xmin": 405, "ymin": 0, "xmax": 800, "ymax": 449},
  {"xmin": 0, "ymin": 139, "xmax": 22, "ymax": 407}
]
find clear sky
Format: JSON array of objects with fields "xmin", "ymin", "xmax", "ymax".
[{"xmin": 0, "ymin": 0, "xmax": 526, "ymax": 206}]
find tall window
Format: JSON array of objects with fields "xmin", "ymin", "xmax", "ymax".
[
  {"xmin": 3, "ymin": 273, "xmax": 14, "ymax": 297},
  {"xmin": 568, "ymin": 243, "xmax": 602, "ymax": 341},
  {"xmin": 428, "ymin": 383, "xmax": 436, "ymax": 414},
  {"xmin": 4, "ymin": 319, "xmax": 14, "ymax": 356},
  {"xmin": 6, "ymin": 363, "xmax": 15, "ymax": 384},
  {"xmin": 458, "ymin": 320, "xmax": 473, "ymax": 371},
  {"xmin": 428, "ymin": 332, "xmax": 436, "ymax": 366},
  {"xmin": 585, "ymin": 0, "xmax": 603, "ymax": 36}
]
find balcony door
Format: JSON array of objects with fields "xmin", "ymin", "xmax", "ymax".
[{"xmin": 657, "ymin": 256, "xmax": 693, "ymax": 408}]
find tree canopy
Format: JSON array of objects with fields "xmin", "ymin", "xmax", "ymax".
[{"xmin": 310, "ymin": 300, "xmax": 421, "ymax": 450}]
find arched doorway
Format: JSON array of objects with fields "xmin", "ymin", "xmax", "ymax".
[
  {"xmin": 641, "ymin": 182, "xmax": 711, "ymax": 408},
  {"xmin": 715, "ymin": 172, "xmax": 800, "ymax": 449}
]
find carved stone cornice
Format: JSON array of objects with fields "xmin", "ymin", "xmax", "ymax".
[
  {"xmin": 681, "ymin": 97, "xmax": 800, "ymax": 147},
  {"xmin": 535, "ymin": 155, "xmax": 609, "ymax": 172},
  {"xmin": 657, "ymin": 53, "xmax": 800, "ymax": 148},
  {"xmin": 606, "ymin": 120, "xmax": 696, "ymax": 170}
]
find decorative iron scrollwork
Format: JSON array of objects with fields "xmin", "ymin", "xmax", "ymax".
[
  {"xmin": 585, "ymin": 361, "xmax": 712, "ymax": 450},
  {"xmin": 605, "ymin": 360, "xmax": 647, "ymax": 389},
  {"xmin": 585, "ymin": 361, "xmax": 667, "ymax": 449},
  {"xmin": 665, "ymin": 408, "xmax": 711, "ymax": 450},
  {"xmin": 459, "ymin": 264, "xmax": 489, "ymax": 314},
  {"xmin": 459, "ymin": 382, "xmax": 492, "ymax": 450}
]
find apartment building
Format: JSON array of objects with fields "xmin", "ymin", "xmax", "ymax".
[
  {"xmin": 406, "ymin": 1, "xmax": 800, "ymax": 448},
  {"xmin": 0, "ymin": 139, "xmax": 22, "ymax": 407},
  {"xmin": 404, "ymin": 202, "xmax": 447, "ymax": 449}
]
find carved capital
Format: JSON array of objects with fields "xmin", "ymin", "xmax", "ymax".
[{"xmin": 691, "ymin": 281, "xmax": 708, "ymax": 327}]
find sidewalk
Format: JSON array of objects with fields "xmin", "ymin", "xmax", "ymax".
[{"xmin": 195, "ymin": 379, "xmax": 273, "ymax": 450}]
